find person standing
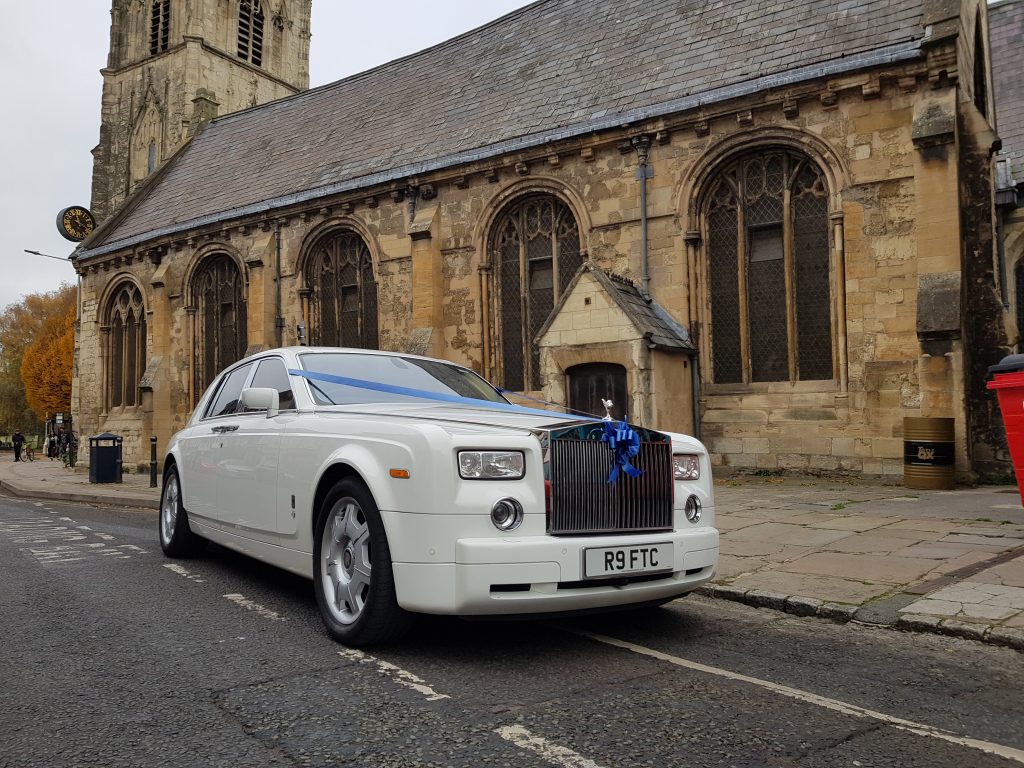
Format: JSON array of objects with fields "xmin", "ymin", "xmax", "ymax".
[{"xmin": 12, "ymin": 429, "xmax": 24, "ymax": 462}]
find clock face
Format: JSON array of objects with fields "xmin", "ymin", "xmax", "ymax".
[{"xmin": 57, "ymin": 206, "xmax": 96, "ymax": 242}]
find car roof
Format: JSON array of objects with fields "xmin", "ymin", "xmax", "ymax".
[{"xmin": 238, "ymin": 346, "xmax": 478, "ymax": 372}]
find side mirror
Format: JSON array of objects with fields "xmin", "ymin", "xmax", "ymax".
[{"xmin": 240, "ymin": 387, "xmax": 280, "ymax": 418}]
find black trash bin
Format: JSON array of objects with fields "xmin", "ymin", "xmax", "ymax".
[{"xmin": 89, "ymin": 433, "xmax": 123, "ymax": 484}]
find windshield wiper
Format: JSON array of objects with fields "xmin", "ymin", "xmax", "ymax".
[{"xmin": 307, "ymin": 380, "xmax": 338, "ymax": 405}]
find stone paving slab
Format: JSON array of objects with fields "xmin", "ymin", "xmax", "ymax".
[
  {"xmin": 824, "ymin": 531, "xmax": 925, "ymax": 554},
  {"xmin": 901, "ymin": 580, "xmax": 1024, "ymax": 623},
  {"xmin": 800, "ymin": 514, "xmax": 898, "ymax": 532},
  {"xmin": 727, "ymin": 571, "xmax": 893, "ymax": 604},
  {"xmin": 715, "ymin": 515, "xmax": 764, "ymax": 531},
  {"xmin": 893, "ymin": 541, "xmax": 990, "ymax": 560},
  {"xmin": 724, "ymin": 522, "xmax": 854, "ymax": 547},
  {"xmin": 776, "ymin": 551, "xmax": 942, "ymax": 584},
  {"xmin": 971, "ymin": 557, "xmax": 1024, "ymax": 588}
]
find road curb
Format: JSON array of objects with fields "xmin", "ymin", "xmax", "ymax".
[
  {"xmin": 697, "ymin": 584, "xmax": 1024, "ymax": 651},
  {"xmin": 0, "ymin": 479, "xmax": 159, "ymax": 510}
]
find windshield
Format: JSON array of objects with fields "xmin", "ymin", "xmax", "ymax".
[{"xmin": 296, "ymin": 352, "xmax": 510, "ymax": 406}]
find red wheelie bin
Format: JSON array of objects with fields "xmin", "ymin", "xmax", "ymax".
[{"xmin": 987, "ymin": 353, "xmax": 1024, "ymax": 504}]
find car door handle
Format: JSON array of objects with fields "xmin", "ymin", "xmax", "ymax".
[{"xmin": 211, "ymin": 425, "xmax": 239, "ymax": 434}]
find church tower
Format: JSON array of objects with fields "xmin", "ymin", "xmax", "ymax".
[{"xmin": 91, "ymin": 0, "xmax": 312, "ymax": 221}]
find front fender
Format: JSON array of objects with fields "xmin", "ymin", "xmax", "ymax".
[{"xmin": 311, "ymin": 440, "xmax": 409, "ymax": 517}]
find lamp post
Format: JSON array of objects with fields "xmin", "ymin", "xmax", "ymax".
[{"xmin": 23, "ymin": 249, "xmax": 73, "ymax": 263}]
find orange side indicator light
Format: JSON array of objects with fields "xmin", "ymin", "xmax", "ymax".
[{"xmin": 389, "ymin": 468, "xmax": 411, "ymax": 479}]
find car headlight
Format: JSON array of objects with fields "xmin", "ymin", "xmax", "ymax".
[
  {"xmin": 459, "ymin": 451, "xmax": 525, "ymax": 480},
  {"xmin": 674, "ymin": 454, "xmax": 701, "ymax": 481}
]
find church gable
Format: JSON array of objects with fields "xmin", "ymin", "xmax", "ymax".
[
  {"xmin": 537, "ymin": 265, "xmax": 693, "ymax": 353},
  {"xmin": 539, "ymin": 269, "xmax": 644, "ymax": 350}
]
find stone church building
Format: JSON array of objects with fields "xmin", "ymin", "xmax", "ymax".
[{"xmin": 73, "ymin": 0, "xmax": 1012, "ymax": 481}]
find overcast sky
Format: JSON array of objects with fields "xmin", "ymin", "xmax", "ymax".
[{"xmin": 0, "ymin": 1, "xmax": 532, "ymax": 313}]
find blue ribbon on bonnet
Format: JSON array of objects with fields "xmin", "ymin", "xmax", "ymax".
[
  {"xmin": 289, "ymin": 368, "xmax": 643, "ymax": 483},
  {"xmin": 601, "ymin": 420, "xmax": 643, "ymax": 484},
  {"xmin": 288, "ymin": 368, "xmax": 592, "ymax": 421}
]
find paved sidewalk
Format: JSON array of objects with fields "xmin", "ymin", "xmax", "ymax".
[
  {"xmin": 0, "ymin": 455, "xmax": 1021, "ymax": 649},
  {"xmin": 0, "ymin": 453, "xmax": 160, "ymax": 509},
  {"xmin": 707, "ymin": 475, "xmax": 1024, "ymax": 650}
]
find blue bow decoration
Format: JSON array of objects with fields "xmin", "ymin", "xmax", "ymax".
[{"xmin": 601, "ymin": 420, "xmax": 643, "ymax": 484}]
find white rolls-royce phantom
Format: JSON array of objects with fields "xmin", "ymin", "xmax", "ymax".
[{"xmin": 159, "ymin": 347, "xmax": 719, "ymax": 646}]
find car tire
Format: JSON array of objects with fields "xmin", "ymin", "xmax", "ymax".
[
  {"xmin": 159, "ymin": 465, "xmax": 207, "ymax": 558},
  {"xmin": 313, "ymin": 478, "xmax": 413, "ymax": 647}
]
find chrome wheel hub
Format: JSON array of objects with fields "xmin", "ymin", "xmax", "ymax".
[
  {"xmin": 161, "ymin": 475, "xmax": 179, "ymax": 542},
  {"xmin": 321, "ymin": 498, "xmax": 371, "ymax": 625}
]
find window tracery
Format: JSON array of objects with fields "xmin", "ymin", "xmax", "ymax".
[
  {"xmin": 106, "ymin": 283, "xmax": 147, "ymax": 409},
  {"xmin": 192, "ymin": 254, "xmax": 247, "ymax": 397},
  {"xmin": 705, "ymin": 149, "xmax": 832, "ymax": 384},
  {"xmin": 305, "ymin": 231, "xmax": 378, "ymax": 349},
  {"xmin": 491, "ymin": 195, "xmax": 582, "ymax": 391}
]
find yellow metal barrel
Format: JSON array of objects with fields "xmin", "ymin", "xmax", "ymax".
[{"xmin": 903, "ymin": 417, "xmax": 955, "ymax": 490}]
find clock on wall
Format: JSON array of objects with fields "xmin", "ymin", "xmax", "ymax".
[{"xmin": 56, "ymin": 206, "xmax": 97, "ymax": 242}]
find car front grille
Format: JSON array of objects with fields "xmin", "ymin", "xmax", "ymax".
[{"xmin": 547, "ymin": 424, "xmax": 673, "ymax": 535}]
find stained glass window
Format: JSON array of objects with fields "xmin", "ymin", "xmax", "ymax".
[
  {"xmin": 107, "ymin": 283, "xmax": 147, "ymax": 408},
  {"xmin": 705, "ymin": 150, "xmax": 832, "ymax": 384},
  {"xmin": 306, "ymin": 231, "xmax": 378, "ymax": 349},
  {"xmin": 192, "ymin": 254, "xmax": 247, "ymax": 397},
  {"xmin": 490, "ymin": 195, "xmax": 582, "ymax": 391}
]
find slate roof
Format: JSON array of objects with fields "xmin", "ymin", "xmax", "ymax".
[
  {"xmin": 990, "ymin": 0, "xmax": 1024, "ymax": 182},
  {"xmin": 83, "ymin": 0, "xmax": 927, "ymax": 257}
]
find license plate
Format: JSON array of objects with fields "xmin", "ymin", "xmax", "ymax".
[{"xmin": 584, "ymin": 542, "xmax": 673, "ymax": 579}]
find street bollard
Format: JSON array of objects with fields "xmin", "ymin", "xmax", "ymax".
[{"xmin": 150, "ymin": 436, "xmax": 158, "ymax": 488}]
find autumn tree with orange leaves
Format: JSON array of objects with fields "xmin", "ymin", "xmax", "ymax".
[
  {"xmin": 22, "ymin": 297, "xmax": 76, "ymax": 421},
  {"xmin": 0, "ymin": 284, "xmax": 77, "ymax": 433}
]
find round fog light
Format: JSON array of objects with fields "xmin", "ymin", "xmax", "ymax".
[
  {"xmin": 684, "ymin": 494, "xmax": 702, "ymax": 523},
  {"xmin": 490, "ymin": 497, "xmax": 524, "ymax": 531}
]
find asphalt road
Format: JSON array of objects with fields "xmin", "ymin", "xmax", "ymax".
[{"xmin": 1, "ymin": 492, "xmax": 1022, "ymax": 768}]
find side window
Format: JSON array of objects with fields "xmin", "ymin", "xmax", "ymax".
[
  {"xmin": 205, "ymin": 363, "xmax": 254, "ymax": 418},
  {"xmin": 250, "ymin": 358, "xmax": 296, "ymax": 410}
]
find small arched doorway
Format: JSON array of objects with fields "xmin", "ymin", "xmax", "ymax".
[{"xmin": 567, "ymin": 362, "xmax": 628, "ymax": 421}]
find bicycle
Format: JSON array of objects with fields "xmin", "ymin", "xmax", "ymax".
[{"xmin": 22, "ymin": 445, "xmax": 35, "ymax": 462}]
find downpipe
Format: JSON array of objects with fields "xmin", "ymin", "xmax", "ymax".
[{"xmin": 632, "ymin": 135, "xmax": 653, "ymax": 302}]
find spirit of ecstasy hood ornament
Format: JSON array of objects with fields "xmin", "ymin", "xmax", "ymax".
[{"xmin": 601, "ymin": 398, "xmax": 614, "ymax": 421}]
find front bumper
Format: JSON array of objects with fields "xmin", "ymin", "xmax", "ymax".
[{"xmin": 388, "ymin": 521, "xmax": 719, "ymax": 616}]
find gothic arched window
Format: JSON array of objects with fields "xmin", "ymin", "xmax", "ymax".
[
  {"xmin": 705, "ymin": 150, "xmax": 833, "ymax": 384},
  {"xmin": 107, "ymin": 283, "xmax": 147, "ymax": 409},
  {"xmin": 150, "ymin": 0, "xmax": 170, "ymax": 55},
  {"xmin": 973, "ymin": 17, "xmax": 988, "ymax": 118},
  {"xmin": 305, "ymin": 231, "xmax": 378, "ymax": 349},
  {"xmin": 491, "ymin": 195, "xmax": 583, "ymax": 391},
  {"xmin": 192, "ymin": 254, "xmax": 247, "ymax": 397},
  {"xmin": 238, "ymin": 0, "xmax": 265, "ymax": 66}
]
